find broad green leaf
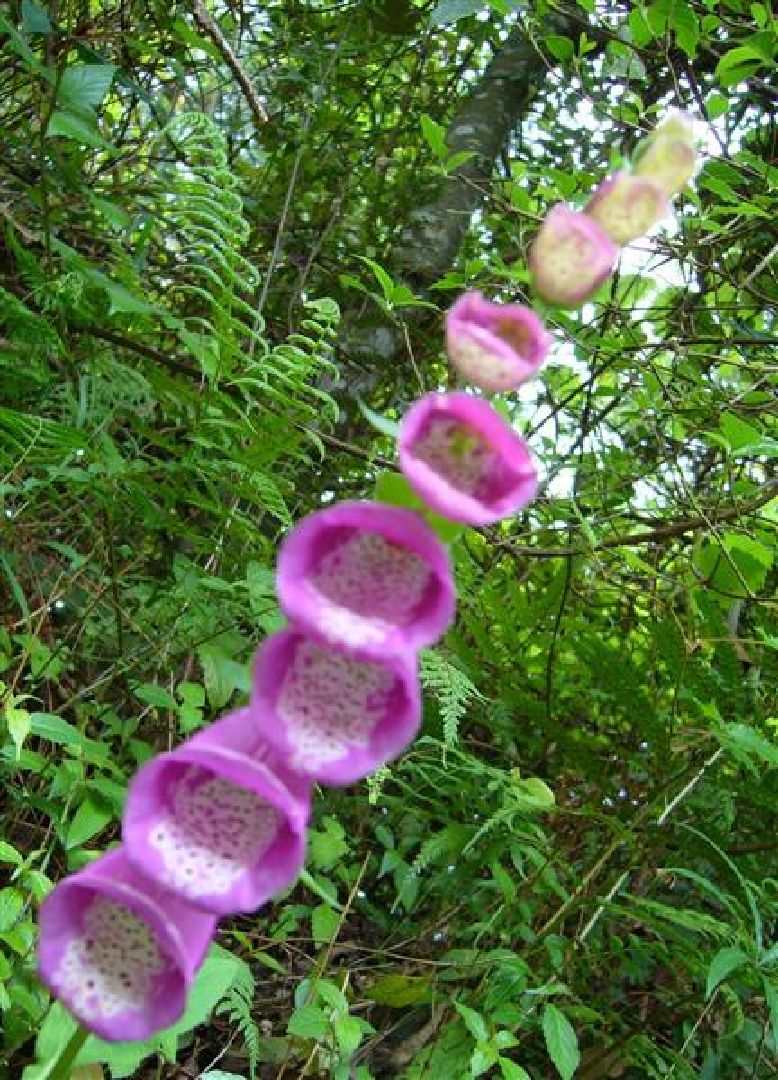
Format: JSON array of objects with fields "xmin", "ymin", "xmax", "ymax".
[
  {"xmin": 58, "ymin": 64, "xmax": 117, "ymax": 110},
  {"xmin": 706, "ymin": 946, "xmax": 750, "ymax": 997},
  {"xmin": 133, "ymin": 682, "xmax": 176, "ymax": 709},
  {"xmin": 46, "ymin": 110, "xmax": 110, "ymax": 148},
  {"xmin": 366, "ymin": 974, "xmax": 433, "ymax": 1006},
  {"xmin": 311, "ymin": 902, "xmax": 341, "ymax": 946},
  {"xmin": 65, "ymin": 796, "xmax": 113, "ymax": 849},
  {"xmin": 544, "ymin": 35, "xmax": 575, "ymax": 62},
  {"xmin": 334, "ymin": 1014, "xmax": 363, "ymax": 1056},
  {"xmin": 429, "ymin": 0, "xmax": 484, "ymax": 25},
  {"xmin": 542, "ymin": 1004, "xmax": 580, "ymax": 1080},
  {"xmin": 0, "ymin": 887, "xmax": 24, "ymax": 932},
  {"xmin": 288, "ymin": 1004, "xmax": 330, "ymax": 1040},
  {"xmin": 21, "ymin": 0, "xmax": 52, "ymax": 33},
  {"xmin": 0, "ymin": 840, "xmax": 23, "ymax": 866}
]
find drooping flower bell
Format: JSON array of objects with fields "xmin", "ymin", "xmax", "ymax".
[
  {"xmin": 37, "ymin": 848, "xmax": 216, "ymax": 1041},
  {"xmin": 275, "ymin": 501, "xmax": 456, "ymax": 659},
  {"xmin": 122, "ymin": 708, "xmax": 311, "ymax": 915},
  {"xmin": 632, "ymin": 112, "xmax": 697, "ymax": 196},
  {"xmin": 528, "ymin": 204, "xmax": 619, "ymax": 307},
  {"xmin": 251, "ymin": 628, "xmax": 420, "ymax": 784},
  {"xmin": 398, "ymin": 391, "xmax": 538, "ymax": 525},
  {"xmin": 585, "ymin": 172, "xmax": 670, "ymax": 245},
  {"xmin": 445, "ymin": 291, "xmax": 551, "ymax": 392}
]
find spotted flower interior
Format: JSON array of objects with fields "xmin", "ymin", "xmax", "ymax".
[
  {"xmin": 51, "ymin": 897, "xmax": 173, "ymax": 1029},
  {"xmin": 252, "ymin": 630, "xmax": 420, "ymax": 783},
  {"xmin": 148, "ymin": 765, "xmax": 282, "ymax": 900}
]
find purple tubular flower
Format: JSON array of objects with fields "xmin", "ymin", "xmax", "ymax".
[
  {"xmin": 251, "ymin": 628, "xmax": 421, "ymax": 784},
  {"xmin": 122, "ymin": 709, "xmax": 311, "ymax": 915},
  {"xmin": 528, "ymin": 204, "xmax": 619, "ymax": 307},
  {"xmin": 398, "ymin": 391, "xmax": 539, "ymax": 525},
  {"xmin": 37, "ymin": 848, "xmax": 216, "ymax": 1042},
  {"xmin": 275, "ymin": 501, "xmax": 456, "ymax": 659},
  {"xmin": 585, "ymin": 172, "xmax": 670, "ymax": 245},
  {"xmin": 445, "ymin": 291, "xmax": 551, "ymax": 392}
]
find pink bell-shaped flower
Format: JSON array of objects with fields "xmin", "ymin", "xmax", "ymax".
[
  {"xmin": 122, "ymin": 709, "xmax": 311, "ymax": 915},
  {"xmin": 528, "ymin": 204, "xmax": 619, "ymax": 307},
  {"xmin": 276, "ymin": 501, "xmax": 456, "ymax": 659},
  {"xmin": 37, "ymin": 848, "xmax": 216, "ymax": 1042},
  {"xmin": 398, "ymin": 391, "xmax": 538, "ymax": 525},
  {"xmin": 633, "ymin": 113, "xmax": 697, "ymax": 195},
  {"xmin": 251, "ymin": 628, "xmax": 421, "ymax": 784},
  {"xmin": 445, "ymin": 291, "xmax": 551, "ymax": 392},
  {"xmin": 585, "ymin": 172, "xmax": 670, "ymax": 245}
]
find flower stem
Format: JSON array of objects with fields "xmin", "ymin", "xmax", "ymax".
[{"xmin": 46, "ymin": 1025, "xmax": 89, "ymax": 1080}]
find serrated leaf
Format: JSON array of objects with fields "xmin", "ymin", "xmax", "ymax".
[
  {"xmin": 311, "ymin": 903, "xmax": 341, "ymax": 946},
  {"xmin": 334, "ymin": 1014, "xmax": 362, "ymax": 1056},
  {"xmin": 133, "ymin": 682, "xmax": 176, "ymax": 709},
  {"xmin": 5, "ymin": 704, "xmax": 30, "ymax": 758},
  {"xmin": 706, "ymin": 946, "xmax": 750, "ymax": 997},
  {"xmin": 500, "ymin": 1060, "xmax": 531, "ymax": 1079},
  {"xmin": 542, "ymin": 1004, "xmax": 580, "ymax": 1080},
  {"xmin": 288, "ymin": 1004, "xmax": 330, "ymax": 1040},
  {"xmin": 366, "ymin": 974, "xmax": 433, "ymax": 1006},
  {"xmin": 455, "ymin": 1002, "xmax": 489, "ymax": 1043}
]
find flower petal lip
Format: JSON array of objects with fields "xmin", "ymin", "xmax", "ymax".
[
  {"xmin": 445, "ymin": 290, "xmax": 552, "ymax": 392},
  {"xmin": 37, "ymin": 848, "xmax": 216, "ymax": 1042},
  {"xmin": 585, "ymin": 172, "xmax": 670, "ymax": 245},
  {"xmin": 122, "ymin": 709, "xmax": 311, "ymax": 916},
  {"xmin": 528, "ymin": 204, "xmax": 619, "ymax": 307},
  {"xmin": 399, "ymin": 391, "xmax": 539, "ymax": 525},
  {"xmin": 251, "ymin": 628, "xmax": 421, "ymax": 785},
  {"xmin": 275, "ymin": 500, "xmax": 456, "ymax": 660}
]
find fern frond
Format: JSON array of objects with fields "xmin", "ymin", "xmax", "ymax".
[
  {"xmin": 421, "ymin": 651, "xmax": 484, "ymax": 747},
  {"xmin": 220, "ymin": 972, "xmax": 261, "ymax": 1080}
]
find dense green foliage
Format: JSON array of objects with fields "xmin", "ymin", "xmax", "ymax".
[{"xmin": 1, "ymin": 0, "xmax": 776, "ymax": 1077}]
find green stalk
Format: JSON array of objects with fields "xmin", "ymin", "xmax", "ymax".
[{"xmin": 46, "ymin": 1025, "xmax": 89, "ymax": 1080}]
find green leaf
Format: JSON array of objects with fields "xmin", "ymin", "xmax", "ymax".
[
  {"xmin": 0, "ymin": 840, "xmax": 23, "ymax": 866},
  {"xmin": 455, "ymin": 1002, "xmax": 489, "ymax": 1043},
  {"xmin": 334, "ymin": 1014, "xmax": 363, "ymax": 1056},
  {"xmin": 542, "ymin": 1004, "xmax": 580, "ymax": 1080},
  {"xmin": 429, "ymin": 0, "xmax": 484, "ymax": 25},
  {"xmin": 21, "ymin": 0, "xmax": 52, "ymax": 33},
  {"xmin": 357, "ymin": 401, "xmax": 400, "ymax": 439},
  {"xmin": 366, "ymin": 973, "xmax": 433, "ymax": 1006},
  {"xmin": 288, "ymin": 1004, "xmax": 330, "ymax": 1040},
  {"xmin": 718, "ymin": 723, "xmax": 778, "ymax": 769},
  {"xmin": 46, "ymin": 110, "xmax": 111, "ymax": 149},
  {"xmin": 5, "ymin": 704, "xmax": 31, "ymax": 758},
  {"xmin": 716, "ymin": 46, "xmax": 766, "ymax": 86},
  {"xmin": 421, "ymin": 113, "xmax": 448, "ymax": 158},
  {"xmin": 500, "ymin": 1060, "xmax": 531, "ymax": 1079},
  {"xmin": 133, "ymin": 682, "xmax": 176, "ymax": 709},
  {"xmin": 311, "ymin": 902, "xmax": 341, "ymax": 946},
  {"xmin": 763, "ymin": 977, "xmax": 778, "ymax": 1048},
  {"xmin": 706, "ymin": 947, "xmax": 750, "ymax": 997},
  {"xmin": 65, "ymin": 796, "xmax": 112, "ymax": 849},
  {"xmin": 0, "ymin": 887, "xmax": 24, "ymax": 932},
  {"xmin": 544, "ymin": 35, "xmax": 575, "ymax": 62},
  {"xmin": 58, "ymin": 64, "xmax": 116, "ymax": 110}
]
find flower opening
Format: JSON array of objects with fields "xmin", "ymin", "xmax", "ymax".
[
  {"xmin": 123, "ymin": 710, "xmax": 311, "ymax": 915},
  {"xmin": 251, "ymin": 629, "xmax": 420, "ymax": 784},
  {"xmin": 445, "ymin": 291, "xmax": 551, "ymax": 392},
  {"xmin": 276, "ymin": 501, "xmax": 456, "ymax": 659},
  {"xmin": 398, "ymin": 391, "xmax": 539, "ymax": 525},
  {"xmin": 37, "ymin": 849, "xmax": 216, "ymax": 1041}
]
